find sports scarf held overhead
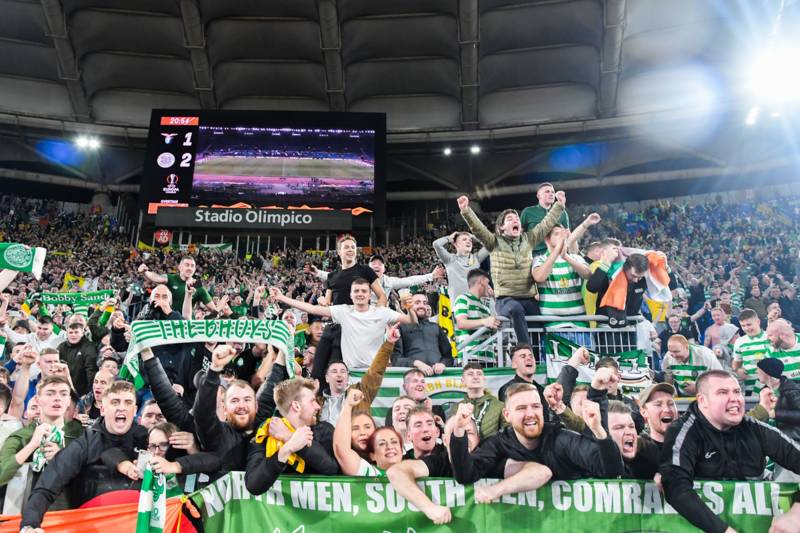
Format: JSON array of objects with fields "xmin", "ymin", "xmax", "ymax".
[
  {"xmin": 0, "ymin": 243, "xmax": 46, "ymax": 280},
  {"xmin": 23, "ymin": 290, "xmax": 114, "ymax": 318},
  {"xmin": 254, "ymin": 417, "xmax": 306, "ymax": 473},
  {"xmin": 599, "ymin": 250, "xmax": 671, "ymax": 314},
  {"xmin": 120, "ymin": 319, "xmax": 292, "ymax": 389}
]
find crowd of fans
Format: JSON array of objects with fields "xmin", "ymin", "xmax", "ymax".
[{"xmin": 1, "ymin": 186, "xmax": 800, "ymax": 533}]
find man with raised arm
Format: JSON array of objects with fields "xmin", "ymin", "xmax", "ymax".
[
  {"xmin": 138, "ymin": 255, "xmax": 216, "ymax": 313},
  {"xmin": 304, "ymin": 235, "xmax": 388, "ymax": 382},
  {"xmin": 433, "ymin": 232, "xmax": 489, "ymax": 301},
  {"xmin": 388, "ymin": 402, "xmax": 552, "ymax": 525},
  {"xmin": 520, "ymin": 182, "xmax": 571, "ymax": 256},
  {"xmin": 270, "ymin": 279, "xmax": 410, "ymax": 371},
  {"xmin": 457, "ymin": 191, "xmax": 565, "ymax": 345},
  {"xmin": 449, "ymin": 383, "xmax": 623, "ymax": 484}
]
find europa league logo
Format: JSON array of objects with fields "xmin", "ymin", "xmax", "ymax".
[{"xmin": 163, "ymin": 174, "xmax": 180, "ymax": 194}]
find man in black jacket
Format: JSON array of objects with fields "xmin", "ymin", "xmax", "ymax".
[
  {"xmin": 111, "ymin": 285, "xmax": 192, "ymax": 391},
  {"xmin": 450, "ymin": 383, "xmax": 623, "ymax": 484},
  {"xmin": 58, "ymin": 322, "xmax": 98, "ymax": 397},
  {"xmin": 754, "ymin": 357, "xmax": 800, "ymax": 482},
  {"xmin": 391, "ymin": 293, "xmax": 454, "ymax": 372},
  {"xmin": 586, "ymin": 253, "xmax": 648, "ymax": 327},
  {"xmin": 192, "ymin": 344, "xmax": 258, "ymax": 473},
  {"xmin": 387, "ymin": 403, "xmax": 552, "ymax": 525},
  {"xmin": 20, "ymin": 380, "xmax": 148, "ymax": 531},
  {"xmin": 557, "ymin": 347, "xmax": 645, "ymax": 432},
  {"xmin": 661, "ymin": 370, "xmax": 800, "ymax": 533},
  {"xmin": 245, "ymin": 350, "xmax": 338, "ymax": 496}
]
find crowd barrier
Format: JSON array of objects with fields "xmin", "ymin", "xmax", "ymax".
[{"xmin": 459, "ymin": 315, "xmax": 642, "ymax": 367}]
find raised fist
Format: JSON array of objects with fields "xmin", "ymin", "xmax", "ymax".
[
  {"xmin": 454, "ymin": 402, "xmax": 474, "ymax": 430},
  {"xmin": 457, "ymin": 195, "xmax": 469, "ymax": 211},
  {"xmin": 555, "ymin": 191, "xmax": 566, "ymax": 206},
  {"xmin": 345, "ymin": 387, "xmax": 364, "ymax": 407}
]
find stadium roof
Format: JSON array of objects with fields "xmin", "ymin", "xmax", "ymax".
[{"xmin": 0, "ymin": 0, "xmax": 799, "ymax": 203}]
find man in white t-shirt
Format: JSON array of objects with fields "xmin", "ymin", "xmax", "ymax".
[{"xmin": 270, "ymin": 278, "xmax": 413, "ymax": 369}]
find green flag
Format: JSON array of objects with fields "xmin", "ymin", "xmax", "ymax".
[
  {"xmin": 136, "ymin": 464, "xmax": 167, "ymax": 533},
  {"xmin": 544, "ymin": 333, "xmax": 652, "ymax": 393},
  {"xmin": 0, "ymin": 243, "xmax": 46, "ymax": 279}
]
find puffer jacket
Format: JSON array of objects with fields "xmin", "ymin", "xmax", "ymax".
[
  {"xmin": 461, "ymin": 203, "xmax": 564, "ymax": 298},
  {"xmin": 447, "ymin": 390, "xmax": 506, "ymax": 441}
]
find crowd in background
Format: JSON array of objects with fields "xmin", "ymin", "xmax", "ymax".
[{"xmin": 1, "ymin": 189, "xmax": 800, "ymax": 532}]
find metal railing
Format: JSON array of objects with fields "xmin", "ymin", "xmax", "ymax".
[{"xmin": 456, "ymin": 315, "xmax": 643, "ymax": 367}]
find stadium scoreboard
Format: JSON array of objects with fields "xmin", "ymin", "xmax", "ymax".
[{"xmin": 140, "ymin": 110, "xmax": 386, "ymax": 230}]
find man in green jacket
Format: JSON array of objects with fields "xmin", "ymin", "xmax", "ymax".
[
  {"xmin": 448, "ymin": 363, "xmax": 506, "ymax": 441},
  {"xmin": 0, "ymin": 375, "xmax": 83, "ymax": 490},
  {"xmin": 457, "ymin": 191, "xmax": 565, "ymax": 345}
]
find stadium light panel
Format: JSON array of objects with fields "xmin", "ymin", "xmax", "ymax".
[
  {"xmin": 75, "ymin": 135, "xmax": 101, "ymax": 150},
  {"xmin": 443, "ymin": 147, "xmax": 452, "ymax": 156},
  {"xmin": 470, "ymin": 145, "xmax": 481, "ymax": 155},
  {"xmin": 747, "ymin": 46, "xmax": 800, "ymax": 106},
  {"xmin": 745, "ymin": 106, "xmax": 759, "ymax": 126}
]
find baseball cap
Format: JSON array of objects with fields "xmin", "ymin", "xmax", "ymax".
[
  {"xmin": 638, "ymin": 382, "xmax": 676, "ymax": 405},
  {"xmin": 13, "ymin": 319, "xmax": 31, "ymax": 332},
  {"xmin": 368, "ymin": 254, "xmax": 385, "ymax": 264}
]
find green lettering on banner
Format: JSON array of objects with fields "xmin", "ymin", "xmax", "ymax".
[
  {"xmin": 188, "ymin": 321, "xmax": 206, "ymax": 339},
  {"xmin": 190, "ymin": 474, "xmax": 799, "ymax": 533}
]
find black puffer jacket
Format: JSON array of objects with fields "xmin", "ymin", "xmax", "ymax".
[
  {"xmin": 774, "ymin": 376, "xmax": 800, "ymax": 442},
  {"xmin": 660, "ymin": 401, "xmax": 800, "ymax": 533},
  {"xmin": 20, "ymin": 419, "xmax": 148, "ymax": 529},
  {"xmin": 450, "ymin": 423, "xmax": 624, "ymax": 483}
]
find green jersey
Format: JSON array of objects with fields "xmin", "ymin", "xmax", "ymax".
[
  {"xmin": 533, "ymin": 252, "xmax": 587, "ymax": 327},
  {"xmin": 453, "ymin": 292, "xmax": 494, "ymax": 362},
  {"xmin": 769, "ymin": 333, "xmax": 800, "ymax": 381},
  {"xmin": 732, "ymin": 331, "xmax": 770, "ymax": 395},
  {"xmin": 166, "ymin": 273, "xmax": 212, "ymax": 309},
  {"xmin": 520, "ymin": 205, "xmax": 570, "ymax": 255}
]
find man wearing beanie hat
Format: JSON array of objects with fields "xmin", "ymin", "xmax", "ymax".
[{"xmin": 755, "ymin": 358, "xmax": 800, "ymax": 482}]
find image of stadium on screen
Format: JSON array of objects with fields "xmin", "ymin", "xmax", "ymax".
[{"xmin": 190, "ymin": 126, "xmax": 376, "ymax": 211}]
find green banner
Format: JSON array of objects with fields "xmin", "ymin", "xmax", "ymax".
[
  {"xmin": 31, "ymin": 290, "xmax": 114, "ymax": 306},
  {"xmin": 349, "ymin": 367, "xmax": 520, "ymax": 419},
  {"xmin": 544, "ymin": 333, "xmax": 652, "ymax": 393},
  {"xmin": 191, "ymin": 473, "xmax": 798, "ymax": 533}
]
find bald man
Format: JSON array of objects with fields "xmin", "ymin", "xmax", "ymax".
[{"xmin": 766, "ymin": 319, "xmax": 800, "ymax": 381}]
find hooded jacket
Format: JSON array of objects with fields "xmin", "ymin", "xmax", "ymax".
[{"xmin": 660, "ymin": 401, "xmax": 800, "ymax": 533}]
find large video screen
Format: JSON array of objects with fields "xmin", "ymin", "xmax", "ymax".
[{"xmin": 140, "ymin": 110, "xmax": 386, "ymax": 225}]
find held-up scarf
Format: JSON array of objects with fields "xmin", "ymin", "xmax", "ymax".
[{"xmin": 254, "ymin": 417, "xmax": 306, "ymax": 473}]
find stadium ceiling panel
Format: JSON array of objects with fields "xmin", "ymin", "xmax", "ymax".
[{"xmin": 0, "ymin": 0, "xmax": 798, "ymax": 198}]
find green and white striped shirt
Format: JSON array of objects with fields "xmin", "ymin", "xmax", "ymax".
[
  {"xmin": 732, "ymin": 331, "xmax": 770, "ymax": 394},
  {"xmin": 662, "ymin": 344, "xmax": 723, "ymax": 394},
  {"xmin": 453, "ymin": 292, "xmax": 494, "ymax": 362},
  {"xmin": 769, "ymin": 333, "xmax": 800, "ymax": 381},
  {"xmin": 533, "ymin": 252, "xmax": 587, "ymax": 327}
]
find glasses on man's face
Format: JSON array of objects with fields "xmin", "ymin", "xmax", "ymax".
[{"xmin": 147, "ymin": 442, "xmax": 170, "ymax": 453}]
